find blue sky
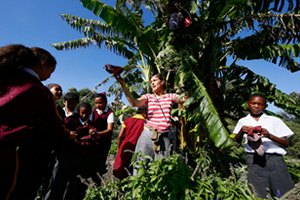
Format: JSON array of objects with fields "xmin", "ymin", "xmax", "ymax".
[{"xmin": 1, "ymin": 0, "xmax": 299, "ymax": 112}]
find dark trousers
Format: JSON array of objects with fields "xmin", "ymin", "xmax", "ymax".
[
  {"xmin": 45, "ymin": 152, "xmax": 87, "ymax": 200},
  {"xmin": 246, "ymin": 153, "xmax": 294, "ymax": 198},
  {"xmin": 9, "ymin": 144, "xmax": 53, "ymax": 200},
  {"xmin": 0, "ymin": 147, "xmax": 18, "ymax": 200}
]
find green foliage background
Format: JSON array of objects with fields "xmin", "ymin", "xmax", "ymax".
[
  {"xmin": 49, "ymin": 86, "xmax": 300, "ymax": 200},
  {"xmin": 49, "ymin": 0, "xmax": 300, "ymax": 198}
]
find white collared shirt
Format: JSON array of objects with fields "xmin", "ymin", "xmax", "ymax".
[
  {"xmin": 21, "ymin": 67, "xmax": 40, "ymax": 80},
  {"xmin": 233, "ymin": 114, "xmax": 294, "ymax": 155},
  {"xmin": 63, "ymin": 107, "xmax": 78, "ymax": 118},
  {"xmin": 92, "ymin": 106, "xmax": 114, "ymax": 123},
  {"xmin": 79, "ymin": 118, "xmax": 89, "ymax": 126}
]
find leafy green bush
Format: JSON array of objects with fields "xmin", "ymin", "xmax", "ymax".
[
  {"xmin": 285, "ymin": 121, "xmax": 300, "ymax": 159},
  {"xmin": 83, "ymin": 117, "xmax": 300, "ymax": 199},
  {"xmin": 286, "ymin": 159, "xmax": 300, "ymax": 184},
  {"xmin": 83, "ymin": 151, "xmax": 255, "ymax": 200},
  {"xmin": 108, "ymin": 139, "xmax": 118, "ymax": 156}
]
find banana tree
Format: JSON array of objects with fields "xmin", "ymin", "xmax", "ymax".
[
  {"xmin": 154, "ymin": 0, "xmax": 300, "ymax": 149},
  {"xmin": 52, "ymin": 0, "xmax": 300, "ymax": 153}
]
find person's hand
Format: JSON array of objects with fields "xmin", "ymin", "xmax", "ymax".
[
  {"xmin": 89, "ymin": 128, "xmax": 97, "ymax": 135},
  {"xmin": 114, "ymin": 74, "xmax": 125, "ymax": 86},
  {"xmin": 69, "ymin": 131, "xmax": 78, "ymax": 139},
  {"xmin": 81, "ymin": 134, "xmax": 92, "ymax": 141},
  {"xmin": 241, "ymin": 126, "xmax": 253, "ymax": 134},
  {"xmin": 89, "ymin": 128, "xmax": 95, "ymax": 134},
  {"xmin": 260, "ymin": 128, "xmax": 270, "ymax": 138}
]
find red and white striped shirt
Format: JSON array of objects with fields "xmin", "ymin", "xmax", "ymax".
[{"xmin": 143, "ymin": 93, "xmax": 177, "ymax": 132}]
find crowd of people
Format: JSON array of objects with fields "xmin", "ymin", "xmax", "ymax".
[
  {"xmin": 0, "ymin": 44, "xmax": 189, "ymax": 199},
  {"xmin": 0, "ymin": 44, "xmax": 295, "ymax": 200}
]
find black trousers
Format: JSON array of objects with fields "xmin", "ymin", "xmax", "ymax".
[
  {"xmin": 246, "ymin": 153, "xmax": 294, "ymax": 198},
  {"xmin": 9, "ymin": 143, "xmax": 53, "ymax": 200},
  {"xmin": 45, "ymin": 152, "xmax": 87, "ymax": 200},
  {"xmin": 0, "ymin": 146, "xmax": 18, "ymax": 200}
]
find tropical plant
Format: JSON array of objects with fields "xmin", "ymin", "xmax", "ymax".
[
  {"xmin": 82, "ymin": 151, "xmax": 260, "ymax": 200},
  {"xmin": 52, "ymin": 0, "xmax": 300, "ymax": 155}
]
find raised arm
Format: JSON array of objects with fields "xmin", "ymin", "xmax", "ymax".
[{"xmin": 114, "ymin": 74, "xmax": 146, "ymax": 107}]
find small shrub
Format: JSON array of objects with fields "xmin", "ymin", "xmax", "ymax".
[
  {"xmin": 286, "ymin": 159, "xmax": 300, "ymax": 184},
  {"xmin": 83, "ymin": 151, "xmax": 256, "ymax": 200},
  {"xmin": 108, "ymin": 139, "xmax": 118, "ymax": 156}
]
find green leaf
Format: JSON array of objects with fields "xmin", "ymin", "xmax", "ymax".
[{"xmin": 184, "ymin": 80, "xmax": 233, "ymax": 148}]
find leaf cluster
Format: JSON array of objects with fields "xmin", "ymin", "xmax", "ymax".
[{"xmin": 83, "ymin": 151, "xmax": 256, "ymax": 200}]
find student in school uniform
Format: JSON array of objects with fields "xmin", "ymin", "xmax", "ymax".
[
  {"xmin": 47, "ymin": 83, "xmax": 65, "ymax": 120},
  {"xmin": 113, "ymin": 105, "xmax": 147, "ymax": 180},
  {"xmin": 234, "ymin": 93, "xmax": 294, "ymax": 198},
  {"xmin": 45, "ymin": 102, "xmax": 95, "ymax": 200},
  {"xmin": 42, "ymin": 83, "xmax": 65, "ymax": 196},
  {"xmin": 0, "ymin": 45, "xmax": 77, "ymax": 200},
  {"xmin": 62, "ymin": 92, "xmax": 80, "ymax": 120},
  {"xmin": 86, "ymin": 92, "xmax": 115, "ymax": 185},
  {"xmin": 45, "ymin": 92, "xmax": 80, "ymax": 200}
]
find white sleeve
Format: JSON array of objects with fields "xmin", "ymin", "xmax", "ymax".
[
  {"xmin": 233, "ymin": 120, "xmax": 243, "ymax": 135},
  {"xmin": 273, "ymin": 118, "xmax": 294, "ymax": 138},
  {"xmin": 107, "ymin": 112, "xmax": 115, "ymax": 123}
]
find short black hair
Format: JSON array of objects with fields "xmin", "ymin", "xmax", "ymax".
[
  {"xmin": 79, "ymin": 102, "xmax": 92, "ymax": 111},
  {"xmin": 137, "ymin": 105, "xmax": 147, "ymax": 114},
  {"xmin": 64, "ymin": 92, "xmax": 79, "ymax": 103},
  {"xmin": 249, "ymin": 93, "xmax": 267, "ymax": 104},
  {"xmin": 94, "ymin": 92, "xmax": 107, "ymax": 102}
]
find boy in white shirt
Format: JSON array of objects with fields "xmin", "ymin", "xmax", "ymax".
[{"xmin": 233, "ymin": 93, "xmax": 294, "ymax": 198}]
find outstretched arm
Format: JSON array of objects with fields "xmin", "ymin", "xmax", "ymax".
[{"xmin": 114, "ymin": 74, "xmax": 146, "ymax": 107}]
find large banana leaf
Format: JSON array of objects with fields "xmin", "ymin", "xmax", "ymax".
[
  {"xmin": 184, "ymin": 81, "xmax": 233, "ymax": 148},
  {"xmin": 158, "ymin": 46, "xmax": 233, "ymax": 149},
  {"xmin": 52, "ymin": 36, "xmax": 135, "ymax": 59},
  {"xmin": 236, "ymin": 43, "xmax": 300, "ymax": 72},
  {"xmin": 79, "ymin": 0, "xmax": 159, "ymax": 57}
]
